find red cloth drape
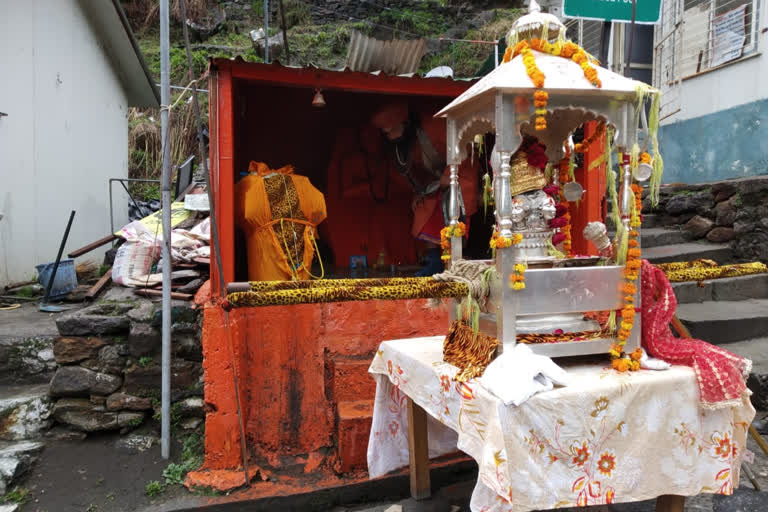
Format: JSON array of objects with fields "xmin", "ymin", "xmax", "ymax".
[{"xmin": 641, "ymin": 260, "xmax": 751, "ymax": 409}]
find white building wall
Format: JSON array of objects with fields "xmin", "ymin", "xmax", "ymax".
[
  {"xmin": 0, "ymin": 0, "xmax": 130, "ymax": 286},
  {"xmin": 666, "ymin": 0, "xmax": 768, "ymax": 123}
]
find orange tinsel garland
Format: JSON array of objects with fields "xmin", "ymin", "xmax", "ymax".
[{"xmin": 611, "ymin": 184, "xmax": 644, "ymax": 371}]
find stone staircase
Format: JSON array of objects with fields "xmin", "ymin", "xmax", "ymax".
[{"xmin": 633, "ymin": 214, "xmax": 768, "ymax": 408}]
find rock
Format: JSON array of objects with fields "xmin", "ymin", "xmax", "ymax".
[
  {"xmin": 53, "ymin": 400, "xmax": 119, "ymax": 432},
  {"xmin": 715, "ymin": 199, "xmax": 737, "ymax": 226},
  {"xmin": 37, "ymin": 348, "xmax": 54, "ymax": 362},
  {"xmin": 0, "ymin": 441, "xmax": 45, "ymax": 495},
  {"xmin": 106, "ymin": 393, "xmax": 152, "ymax": 411},
  {"xmin": 178, "ymin": 278, "xmax": 205, "ymax": 295},
  {"xmin": 175, "ymin": 397, "xmax": 204, "ymax": 418},
  {"xmin": 761, "ymin": 218, "xmax": 768, "ymax": 229},
  {"xmin": 127, "ymin": 323, "xmax": 160, "ymax": 357},
  {"xmin": 49, "ymin": 367, "xmax": 92, "ymax": 397},
  {"xmin": 44, "ymin": 426, "xmax": 87, "ymax": 442},
  {"xmin": 123, "ymin": 359, "xmax": 202, "ymax": 396},
  {"xmin": 53, "ymin": 337, "xmax": 106, "ymax": 364},
  {"xmin": 89, "ymin": 395, "xmax": 106, "ymax": 406},
  {"xmin": 175, "ymin": 333, "xmax": 202, "ymax": 362},
  {"xmin": 117, "ymin": 411, "xmax": 145, "ymax": 429},
  {"xmin": 691, "ymin": 190, "xmax": 714, "ymax": 215},
  {"xmin": 706, "ymin": 226, "xmax": 736, "ymax": 243},
  {"xmin": 116, "ymin": 434, "xmax": 157, "ymax": 452},
  {"xmin": 0, "ymin": 385, "xmax": 53, "ymax": 441},
  {"xmin": 126, "ymin": 301, "xmax": 155, "ymax": 324},
  {"xmin": 711, "ymin": 182, "xmax": 737, "ymax": 203},
  {"xmin": 180, "ymin": 417, "xmax": 202, "ymax": 430},
  {"xmin": 90, "ymin": 372, "xmax": 122, "ymax": 395},
  {"xmin": 747, "ymin": 373, "xmax": 768, "ymax": 410},
  {"xmin": 733, "ymin": 220, "xmax": 755, "ymax": 236},
  {"xmin": 685, "ymin": 215, "xmax": 715, "ymax": 238},
  {"xmin": 664, "ymin": 194, "xmax": 695, "ymax": 215},
  {"xmin": 81, "ymin": 344, "xmax": 127, "ymax": 374},
  {"xmin": 49, "ymin": 367, "xmax": 121, "ymax": 397},
  {"xmin": 56, "ymin": 302, "xmax": 133, "ymax": 336}
]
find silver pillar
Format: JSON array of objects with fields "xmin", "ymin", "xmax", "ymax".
[
  {"xmin": 448, "ymin": 164, "xmax": 459, "ymax": 226},
  {"xmin": 496, "ymin": 152, "xmax": 513, "ymax": 237}
]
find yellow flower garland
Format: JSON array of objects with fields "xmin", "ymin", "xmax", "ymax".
[
  {"xmin": 490, "ymin": 231, "xmax": 523, "ymax": 250},
  {"xmin": 440, "ymin": 222, "xmax": 466, "ymax": 261}
]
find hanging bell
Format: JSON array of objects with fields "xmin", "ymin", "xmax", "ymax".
[
  {"xmin": 563, "ymin": 181, "xmax": 585, "ymax": 201},
  {"xmin": 634, "ymin": 162, "xmax": 653, "ymax": 182},
  {"xmin": 312, "ymin": 89, "xmax": 326, "ymax": 108}
]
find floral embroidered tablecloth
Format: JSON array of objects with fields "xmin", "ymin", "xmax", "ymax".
[{"xmin": 367, "ymin": 336, "xmax": 755, "ymax": 512}]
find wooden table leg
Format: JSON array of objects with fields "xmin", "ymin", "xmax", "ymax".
[
  {"xmin": 407, "ymin": 397, "xmax": 431, "ymax": 500},
  {"xmin": 656, "ymin": 494, "xmax": 685, "ymax": 512}
]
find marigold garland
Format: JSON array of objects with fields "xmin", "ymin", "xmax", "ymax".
[
  {"xmin": 440, "ymin": 222, "xmax": 466, "ymax": 261},
  {"xmin": 555, "ymin": 158, "xmax": 573, "ymax": 255},
  {"xmin": 640, "ymin": 152, "xmax": 652, "ymax": 164},
  {"xmin": 612, "ymin": 184, "xmax": 644, "ymax": 372},
  {"xmin": 509, "ymin": 262, "xmax": 527, "ymax": 291},
  {"xmin": 490, "ymin": 231, "xmax": 523, "ymax": 250},
  {"xmin": 574, "ymin": 123, "xmax": 606, "ymax": 154}
]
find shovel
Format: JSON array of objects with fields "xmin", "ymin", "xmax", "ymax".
[{"xmin": 40, "ymin": 210, "xmax": 76, "ymax": 313}]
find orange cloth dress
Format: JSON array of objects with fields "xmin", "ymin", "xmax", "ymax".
[{"xmin": 235, "ymin": 162, "xmax": 327, "ymax": 281}]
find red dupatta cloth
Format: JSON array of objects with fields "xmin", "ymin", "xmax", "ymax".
[{"xmin": 641, "ymin": 260, "xmax": 752, "ymax": 409}]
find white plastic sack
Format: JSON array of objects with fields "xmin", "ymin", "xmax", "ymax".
[{"xmin": 112, "ymin": 241, "xmax": 161, "ymax": 287}]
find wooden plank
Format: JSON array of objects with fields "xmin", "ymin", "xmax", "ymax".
[
  {"xmin": 133, "ymin": 289, "xmax": 193, "ymax": 301},
  {"xmin": 407, "ymin": 397, "xmax": 431, "ymax": 500},
  {"xmin": 656, "ymin": 494, "xmax": 685, "ymax": 512},
  {"xmin": 749, "ymin": 424, "xmax": 768, "ymax": 457},
  {"xmin": 67, "ymin": 234, "xmax": 118, "ymax": 258},
  {"xmin": 85, "ymin": 268, "xmax": 112, "ymax": 300}
]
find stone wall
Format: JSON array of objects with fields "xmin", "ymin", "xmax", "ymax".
[
  {"xmin": 48, "ymin": 289, "xmax": 204, "ymax": 434},
  {"xmin": 645, "ymin": 176, "xmax": 768, "ymax": 262}
]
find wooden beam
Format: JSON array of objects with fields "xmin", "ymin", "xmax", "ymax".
[
  {"xmin": 134, "ymin": 289, "xmax": 193, "ymax": 301},
  {"xmin": 749, "ymin": 424, "xmax": 768, "ymax": 457},
  {"xmin": 67, "ymin": 234, "xmax": 118, "ymax": 258},
  {"xmin": 85, "ymin": 268, "xmax": 112, "ymax": 300},
  {"xmin": 407, "ymin": 397, "xmax": 431, "ymax": 500},
  {"xmin": 656, "ymin": 494, "xmax": 685, "ymax": 512}
]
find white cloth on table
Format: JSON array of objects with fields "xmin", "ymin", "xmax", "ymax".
[
  {"xmin": 641, "ymin": 349, "xmax": 672, "ymax": 370},
  {"xmin": 479, "ymin": 343, "xmax": 570, "ymax": 406},
  {"xmin": 367, "ymin": 336, "xmax": 754, "ymax": 512}
]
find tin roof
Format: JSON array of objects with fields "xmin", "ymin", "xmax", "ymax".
[{"xmin": 345, "ymin": 30, "xmax": 427, "ymax": 75}]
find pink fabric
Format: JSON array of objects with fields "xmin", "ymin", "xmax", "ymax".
[{"xmin": 641, "ymin": 260, "xmax": 752, "ymax": 409}]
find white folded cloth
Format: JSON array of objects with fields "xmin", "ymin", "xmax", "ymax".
[
  {"xmin": 640, "ymin": 350, "xmax": 671, "ymax": 370},
  {"xmin": 479, "ymin": 344, "xmax": 571, "ymax": 406}
]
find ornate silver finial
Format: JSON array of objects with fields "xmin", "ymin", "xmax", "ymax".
[{"xmin": 509, "ymin": 0, "xmax": 566, "ymax": 44}]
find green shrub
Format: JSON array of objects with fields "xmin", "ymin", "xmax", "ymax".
[{"xmin": 145, "ymin": 480, "xmax": 165, "ymax": 498}]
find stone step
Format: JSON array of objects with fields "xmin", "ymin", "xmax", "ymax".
[
  {"xmin": 606, "ymin": 213, "xmax": 663, "ymax": 230},
  {"xmin": 0, "ymin": 384, "xmax": 53, "ymax": 441},
  {"xmin": 672, "ymin": 274, "xmax": 768, "ymax": 304},
  {"xmin": 640, "ymin": 227, "xmax": 688, "ymax": 248},
  {"xmin": 676, "ymin": 299, "xmax": 768, "ymax": 344},
  {"xmin": 0, "ymin": 440, "xmax": 45, "ymax": 495},
  {"xmin": 337, "ymin": 399, "xmax": 374, "ymax": 473},
  {"xmin": 328, "ymin": 357, "xmax": 377, "ymax": 403},
  {"xmin": 642, "ymin": 242, "xmax": 734, "ymax": 264},
  {"xmin": 717, "ymin": 338, "xmax": 768, "ymax": 410}
]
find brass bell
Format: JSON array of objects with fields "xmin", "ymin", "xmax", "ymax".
[{"xmin": 312, "ymin": 89, "xmax": 326, "ymax": 108}]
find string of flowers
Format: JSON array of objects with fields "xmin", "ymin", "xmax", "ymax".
[
  {"xmin": 439, "ymin": 222, "xmax": 466, "ymax": 262},
  {"xmin": 490, "ymin": 230, "xmax": 523, "ymax": 253},
  {"xmin": 574, "ymin": 123, "xmax": 607, "ymax": 155},
  {"xmin": 640, "ymin": 152, "xmax": 652, "ymax": 164},
  {"xmin": 509, "ymin": 262, "xmax": 527, "ymax": 291},
  {"xmin": 503, "ymin": 39, "xmax": 602, "ymax": 87},
  {"xmin": 558, "ymin": 158, "xmax": 573, "ymax": 255},
  {"xmin": 610, "ymin": 184, "xmax": 644, "ymax": 372}
]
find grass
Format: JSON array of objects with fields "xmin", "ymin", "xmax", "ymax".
[
  {"xmin": 14, "ymin": 286, "xmax": 39, "ymax": 298},
  {"xmin": 138, "ymin": 356, "xmax": 154, "ymax": 368},
  {"xmin": 145, "ymin": 480, "xmax": 165, "ymax": 498},
  {"xmin": 3, "ymin": 487, "xmax": 30, "ymax": 504}
]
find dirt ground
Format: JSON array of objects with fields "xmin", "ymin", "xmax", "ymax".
[{"xmin": 16, "ymin": 430, "xmax": 189, "ymax": 512}]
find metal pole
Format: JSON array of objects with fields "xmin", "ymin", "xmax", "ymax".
[
  {"xmin": 494, "ymin": 42, "xmax": 499, "ymax": 68},
  {"xmin": 159, "ymin": 0, "xmax": 173, "ymax": 460},
  {"xmin": 279, "ymin": 0, "xmax": 291, "ymax": 64},
  {"xmin": 41, "ymin": 210, "xmax": 76, "ymax": 305},
  {"xmin": 625, "ymin": 0, "xmax": 638, "ymax": 77},
  {"xmin": 264, "ymin": 0, "xmax": 270, "ymax": 63}
]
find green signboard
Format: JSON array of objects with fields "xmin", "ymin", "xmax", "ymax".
[{"xmin": 562, "ymin": 0, "xmax": 662, "ymax": 24}]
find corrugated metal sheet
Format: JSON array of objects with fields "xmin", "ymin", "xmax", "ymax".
[{"xmin": 345, "ymin": 30, "xmax": 426, "ymax": 75}]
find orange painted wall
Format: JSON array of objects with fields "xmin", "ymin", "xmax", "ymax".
[{"xmin": 201, "ymin": 299, "xmax": 450, "ymax": 470}]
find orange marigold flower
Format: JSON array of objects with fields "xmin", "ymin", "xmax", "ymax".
[
  {"xmin": 630, "ymin": 360, "xmax": 641, "ymax": 371},
  {"xmin": 628, "ymin": 239, "xmax": 639, "ymax": 248},
  {"xmin": 623, "ymin": 283, "xmax": 637, "ymax": 295},
  {"xmin": 630, "ymin": 348, "xmax": 643, "ymax": 361},
  {"xmin": 628, "ymin": 248, "xmax": 642, "ymax": 258},
  {"xmin": 616, "ymin": 359, "xmax": 630, "ymax": 372}
]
